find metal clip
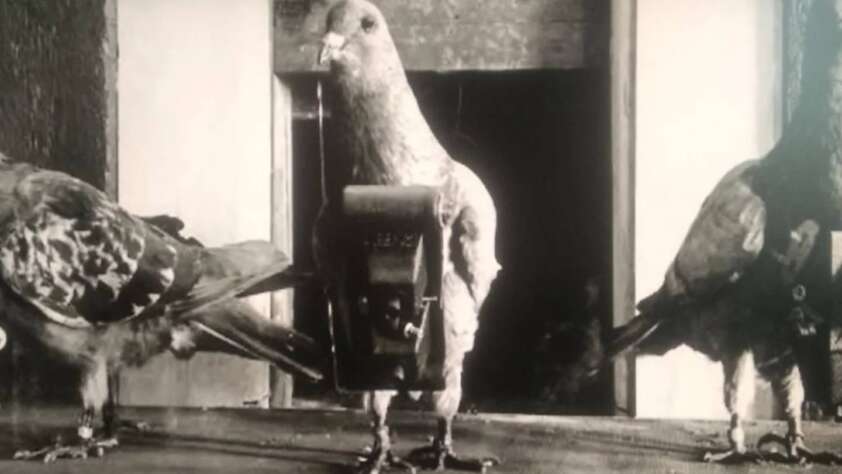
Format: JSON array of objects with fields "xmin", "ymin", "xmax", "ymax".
[
  {"xmin": 403, "ymin": 323, "xmax": 422, "ymax": 339},
  {"xmin": 792, "ymin": 284, "xmax": 807, "ymax": 302}
]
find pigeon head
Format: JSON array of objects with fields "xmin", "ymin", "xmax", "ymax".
[{"xmin": 319, "ymin": 0, "xmax": 402, "ymax": 84}]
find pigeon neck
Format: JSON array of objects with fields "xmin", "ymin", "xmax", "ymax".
[{"xmin": 336, "ymin": 71, "xmax": 451, "ymax": 186}]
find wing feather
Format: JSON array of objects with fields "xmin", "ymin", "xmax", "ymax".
[
  {"xmin": 663, "ymin": 160, "xmax": 766, "ymax": 302},
  {"xmin": 0, "ymin": 169, "xmax": 191, "ymax": 326},
  {"xmin": 445, "ymin": 163, "xmax": 500, "ymax": 310}
]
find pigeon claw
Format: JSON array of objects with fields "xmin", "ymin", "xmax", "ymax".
[
  {"xmin": 13, "ymin": 437, "xmax": 118, "ymax": 463},
  {"xmin": 702, "ymin": 448, "xmax": 765, "ymax": 465},
  {"xmin": 757, "ymin": 432, "xmax": 842, "ymax": 465},
  {"xmin": 406, "ymin": 443, "xmax": 500, "ymax": 472},
  {"xmin": 356, "ymin": 445, "xmax": 416, "ymax": 474}
]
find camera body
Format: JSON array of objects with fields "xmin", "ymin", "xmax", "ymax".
[{"xmin": 330, "ymin": 185, "xmax": 445, "ymax": 392}]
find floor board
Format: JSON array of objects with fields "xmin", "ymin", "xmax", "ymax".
[{"xmin": 1, "ymin": 405, "xmax": 841, "ymax": 473}]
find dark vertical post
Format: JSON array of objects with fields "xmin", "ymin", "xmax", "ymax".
[{"xmin": 783, "ymin": 0, "xmax": 813, "ymax": 124}]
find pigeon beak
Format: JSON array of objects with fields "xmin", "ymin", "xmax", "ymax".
[{"xmin": 319, "ymin": 32, "xmax": 347, "ymax": 65}]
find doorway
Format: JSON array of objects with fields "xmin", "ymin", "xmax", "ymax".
[{"xmin": 287, "ymin": 69, "xmax": 613, "ymax": 415}]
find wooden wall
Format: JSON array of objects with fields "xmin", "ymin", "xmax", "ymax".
[
  {"xmin": 783, "ymin": 0, "xmax": 813, "ymax": 123},
  {"xmin": 634, "ymin": 0, "xmax": 782, "ymax": 419},
  {"xmin": 0, "ymin": 0, "xmax": 118, "ymax": 194},
  {"xmin": 0, "ymin": 0, "xmax": 118, "ymax": 403},
  {"xmin": 274, "ymin": 0, "xmax": 607, "ymax": 72},
  {"xmin": 117, "ymin": 0, "xmax": 276, "ymax": 409}
]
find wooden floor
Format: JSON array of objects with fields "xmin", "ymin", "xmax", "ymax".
[{"xmin": 1, "ymin": 405, "xmax": 841, "ymax": 473}]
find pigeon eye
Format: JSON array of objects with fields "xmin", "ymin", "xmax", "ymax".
[{"xmin": 361, "ymin": 17, "xmax": 376, "ymax": 33}]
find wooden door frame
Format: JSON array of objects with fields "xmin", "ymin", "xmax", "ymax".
[
  {"xmin": 270, "ymin": 0, "xmax": 296, "ymax": 408},
  {"xmin": 609, "ymin": 0, "xmax": 636, "ymax": 417},
  {"xmin": 270, "ymin": 75, "xmax": 295, "ymax": 408},
  {"xmin": 105, "ymin": 0, "xmax": 795, "ymax": 415},
  {"xmin": 271, "ymin": 0, "xmax": 610, "ymax": 410}
]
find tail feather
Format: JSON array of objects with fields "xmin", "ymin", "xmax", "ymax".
[
  {"xmin": 581, "ymin": 314, "xmax": 662, "ymax": 379},
  {"xmin": 605, "ymin": 286, "xmax": 671, "ymax": 360},
  {"xmin": 201, "ymin": 240, "xmax": 289, "ymax": 279},
  {"xmin": 168, "ymin": 240, "xmax": 316, "ymax": 326},
  {"xmin": 169, "ymin": 258, "xmax": 297, "ymax": 316},
  {"xmin": 235, "ymin": 267, "xmax": 318, "ymax": 298},
  {"xmin": 605, "ymin": 314, "xmax": 662, "ymax": 360},
  {"xmin": 185, "ymin": 299, "xmax": 324, "ymax": 382},
  {"xmin": 201, "ymin": 240, "xmax": 318, "ymax": 296},
  {"xmin": 146, "ymin": 235, "xmax": 324, "ymax": 379}
]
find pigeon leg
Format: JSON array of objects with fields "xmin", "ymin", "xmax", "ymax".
[
  {"xmin": 406, "ymin": 418, "xmax": 499, "ymax": 472},
  {"xmin": 102, "ymin": 371, "xmax": 151, "ymax": 438},
  {"xmin": 407, "ymin": 354, "xmax": 499, "ymax": 472},
  {"xmin": 357, "ymin": 390, "xmax": 414, "ymax": 474},
  {"xmin": 704, "ymin": 350, "xmax": 764, "ymax": 464},
  {"xmin": 758, "ymin": 363, "xmax": 842, "ymax": 464},
  {"xmin": 14, "ymin": 361, "xmax": 119, "ymax": 463}
]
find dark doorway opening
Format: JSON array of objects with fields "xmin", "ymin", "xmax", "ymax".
[{"xmin": 286, "ymin": 69, "xmax": 612, "ymax": 415}]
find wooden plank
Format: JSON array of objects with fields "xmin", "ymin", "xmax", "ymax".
[
  {"xmin": 0, "ymin": 0, "xmax": 119, "ymax": 403},
  {"xmin": 783, "ymin": 0, "xmax": 813, "ymax": 124},
  {"xmin": 11, "ymin": 406, "xmax": 842, "ymax": 474},
  {"xmin": 103, "ymin": 0, "xmax": 119, "ymax": 201},
  {"xmin": 103, "ymin": 0, "xmax": 120, "ymax": 404},
  {"xmin": 0, "ymin": 0, "xmax": 116, "ymax": 188},
  {"xmin": 274, "ymin": 0, "xmax": 607, "ymax": 72},
  {"xmin": 609, "ymin": 0, "xmax": 636, "ymax": 417},
  {"xmin": 831, "ymin": 232, "xmax": 842, "ymax": 418},
  {"xmin": 279, "ymin": 0, "xmax": 599, "ymax": 26},
  {"xmin": 270, "ymin": 75, "xmax": 295, "ymax": 408}
]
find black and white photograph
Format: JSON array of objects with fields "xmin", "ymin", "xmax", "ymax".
[{"xmin": 1, "ymin": 0, "xmax": 842, "ymax": 472}]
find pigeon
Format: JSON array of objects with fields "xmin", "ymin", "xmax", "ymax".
[
  {"xmin": 316, "ymin": 1, "xmax": 501, "ymax": 472},
  {"xmin": 0, "ymin": 153, "xmax": 323, "ymax": 462}
]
